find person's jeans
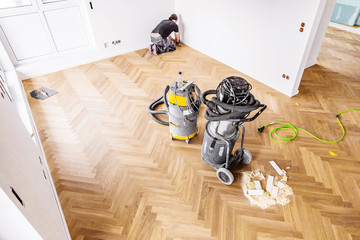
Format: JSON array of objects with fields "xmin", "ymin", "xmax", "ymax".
[{"xmin": 150, "ymin": 34, "xmax": 176, "ymax": 54}]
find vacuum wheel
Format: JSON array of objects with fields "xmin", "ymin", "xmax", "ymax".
[
  {"xmin": 216, "ymin": 168, "xmax": 234, "ymax": 185},
  {"xmin": 241, "ymin": 149, "xmax": 252, "ymax": 164}
]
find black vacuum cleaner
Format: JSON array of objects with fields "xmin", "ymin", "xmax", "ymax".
[{"xmin": 200, "ymin": 76, "xmax": 267, "ymax": 185}]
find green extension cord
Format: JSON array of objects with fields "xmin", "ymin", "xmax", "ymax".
[{"xmin": 258, "ymin": 110, "xmax": 360, "ymax": 143}]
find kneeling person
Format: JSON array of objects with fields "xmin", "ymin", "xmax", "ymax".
[{"xmin": 150, "ymin": 14, "xmax": 180, "ymax": 55}]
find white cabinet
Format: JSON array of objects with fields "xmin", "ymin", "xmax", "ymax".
[
  {"xmin": 0, "ymin": 13, "xmax": 53, "ymax": 61},
  {"xmin": 0, "ymin": 188, "xmax": 42, "ymax": 240},
  {"xmin": 0, "ymin": 68, "xmax": 71, "ymax": 240}
]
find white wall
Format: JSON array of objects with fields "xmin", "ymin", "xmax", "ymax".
[
  {"xmin": 0, "ymin": 187, "xmax": 42, "ymax": 240},
  {"xmin": 9, "ymin": 0, "xmax": 176, "ymax": 79},
  {"xmin": 86, "ymin": 0, "xmax": 175, "ymax": 56},
  {"xmin": 175, "ymin": 0, "xmax": 327, "ymax": 97},
  {"xmin": 0, "ymin": 37, "xmax": 15, "ymax": 72},
  {"xmin": 306, "ymin": 0, "xmax": 337, "ymax": 67},
  {"xmin": 3, "ymin": 0, "xmax": 332, "ymax": 94}
]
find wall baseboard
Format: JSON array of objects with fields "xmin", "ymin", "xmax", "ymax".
[
  {"xmin": 329, "ymin": 22, "xmax": 360, "ymax": 34},
  {"xmin": 305, "ymin": 60, "xmax": 318, "ymax": 69},
  {"xmin": 16, "ymin": 45, "xmax": 147, "ymax": 80}
]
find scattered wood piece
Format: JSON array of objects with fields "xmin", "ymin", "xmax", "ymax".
[
  {"xmin": 277, "ymin": 181, "xmax": 285, "ymax": 189},
  {"xmin": 242, "ymin": 171, "xmax": 293, "ymax": 209},
  {"xmin": 248, "ymin": 190, "xmax": 264, "ymax": 196},
  {"xmin": 271, "ymin": 186, "xmax": 279, "ymax": 199},
  {"xmin": 254, "ymin": 181, "xmax": 262, "ymax": 190},
  {"xmin": 280, "ymin": 170, "xmax": 288, "ymax": 182},
  {"xmin": 266, "ymin": 175, "xmax": 274, "ymax": 192},
  {"xmin": 270, "ymin": 161, "xmax": 284, "ymax": 175},
  {"xmin": 253, "ymin": 171, "xmax": 265, "ymax": 180}
]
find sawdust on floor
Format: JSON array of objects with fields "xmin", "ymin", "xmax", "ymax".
[{"xmin": 241, "ymin": 170, "xmax": 293, "ymax": 209}]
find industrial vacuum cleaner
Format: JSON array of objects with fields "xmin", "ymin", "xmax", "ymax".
[
  {"xmin": 201, "ymin": 76, "xmax": 267, "ymax": 185},
  {"xmin": 148, "ymin": 72, "xmax": 202, "ymax": 143}
]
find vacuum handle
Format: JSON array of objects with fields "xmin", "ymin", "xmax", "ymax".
[
  {"xmin": 201, "ymin": 90, "xmax": 217, "ymax": 106},
  {"xmin": 194, "ymin": 84, "xmax": 202, "ymax": 103},
  {"xmin": 242, "ymin": 104, "xmax": 267, "ymax": 122},
  {"xmin": 163, "ymin": 85, "xmax": 170, "ymax": 109},
  {"xmin": 179, "ymin": 80, "xmax": 194, "ymax": 91}
]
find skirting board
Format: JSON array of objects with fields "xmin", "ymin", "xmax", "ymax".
[
  {"xmin": 16, "ymin": 44, "xmax": 146, "ymax": 80},
  {"xmin": 306, "ymin": 60, "xmax": 318, "ymax": 68},
  {"xmin": 329, "ymin": 22, "xmax": 360, "ymax": 34}
]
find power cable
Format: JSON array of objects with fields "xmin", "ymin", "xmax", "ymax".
[{"xmin": 258, "ymin": 110, "xmax": 360, "ymax": 143}]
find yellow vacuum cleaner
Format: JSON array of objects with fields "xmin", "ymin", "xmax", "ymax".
[{"xmin": 148, "ymin": 72, "xmax": 202, "ymax": 143}]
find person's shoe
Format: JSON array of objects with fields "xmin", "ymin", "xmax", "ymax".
[{"xmin": 152, "ymin": 45, "xmax": 157, "ymax": 55}]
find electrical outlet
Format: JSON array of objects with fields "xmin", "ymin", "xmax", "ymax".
[
  {"xmin": 112, "ymin": 39, "xmax": 121, "ymax": 45},
  {"xmin": 104, "ymin": 40, "xmax": 121, "ymax": 49}
]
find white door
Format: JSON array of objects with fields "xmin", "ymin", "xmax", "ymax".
[
  {"xmin": 0, "ymin": 0, "xmax": 90, "ymax": 64},
  {"xmin": 0, "ymin": 86, "xmax": 70, "ymax": 240}
]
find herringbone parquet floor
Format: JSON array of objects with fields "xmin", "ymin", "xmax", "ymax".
[{"xmin": 23, "ymin": 26, "xmax": 360, "ymax": 240}]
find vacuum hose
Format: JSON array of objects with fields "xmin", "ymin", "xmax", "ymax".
[
  {"xmin": 201, "ymin": 89, "xmax": 267, "ymax": 122},
  {"xmin": 148, "ymin": 85, "xmax": 170, "ymax": 126}
]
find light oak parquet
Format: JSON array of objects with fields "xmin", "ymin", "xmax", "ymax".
[{"xmin": 23, "ymin": 26, "xmax": 360, "ymax": 240}]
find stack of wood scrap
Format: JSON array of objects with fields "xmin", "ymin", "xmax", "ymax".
[{"xmin": 241, "ymin": 161, "xmax": 293, "ymax": 209}]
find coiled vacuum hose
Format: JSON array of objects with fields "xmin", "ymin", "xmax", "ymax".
[
  {"xmin": 148, "ymin": 85, "xmax": 170, "ymax": 126},
  {"xmin": 201, "ymin": 90, "xmax": 267, "ymax": 122}
]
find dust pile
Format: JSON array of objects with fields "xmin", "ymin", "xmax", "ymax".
[{"xmin": 241, "ymin": 170, "xmax": 293, "ymax": 209}]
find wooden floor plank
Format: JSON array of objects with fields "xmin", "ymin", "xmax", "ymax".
[{"xmin": 23, "ymin": 26, "xmax": 360, "ymax": 239}]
